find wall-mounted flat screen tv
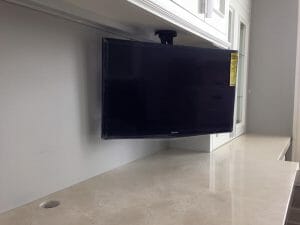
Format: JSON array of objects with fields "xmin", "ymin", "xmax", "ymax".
[{"xmin": 102, "ymin": 38, "xmax": 238, "ymax": 139}]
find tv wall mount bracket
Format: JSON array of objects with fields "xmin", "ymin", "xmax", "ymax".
[{"xmin": 155, "ymin": 30, "xmax": 177, "ymax": 45}]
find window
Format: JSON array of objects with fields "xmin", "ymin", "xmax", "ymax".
[{"xmin": 236, "ymin": 22, "xmax": 246, "ymax": 124}]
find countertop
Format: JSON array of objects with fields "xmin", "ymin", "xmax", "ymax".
[{"xmin": 0, "ymin": 134, "xmax": 299, "ymax": 225}]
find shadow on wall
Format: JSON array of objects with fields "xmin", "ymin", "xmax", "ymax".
[
  {"xmin": 86, "ymin": 37, "xmax": 102, "ymax": 140},
  {"xmin": 72, "ymin": 34, "xmax": 101, "ymax": 145}
]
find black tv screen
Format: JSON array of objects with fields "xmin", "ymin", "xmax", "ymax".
[{"xmin": 102, "ymin": 38, "xmax": 237, "ymax": 139}]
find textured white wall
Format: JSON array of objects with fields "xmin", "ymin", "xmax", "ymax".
[
  {"xmin": 247, "ymin": 0, "xmax": 298, "ymax": 136},
  {"xmin": 0, "ymin": 2, "xmax": 166, "ymax": 213}
]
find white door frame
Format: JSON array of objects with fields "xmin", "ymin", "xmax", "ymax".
[{"xmin": 292, "ymin": 1, "xmax": 300, "ymax": 162}]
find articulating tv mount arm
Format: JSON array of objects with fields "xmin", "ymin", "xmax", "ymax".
[{"xmin": 155, "ymin": 30, "xmax": 177, "ymax": 45}]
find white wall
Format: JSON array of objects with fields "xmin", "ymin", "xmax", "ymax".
[
  {"xmin": 247, "ymin": 0, "xmax": 298, "ymax": 136},
  {"xmin": 0, "ymin": 2, "xmax": 166, "ymax": 213}
]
